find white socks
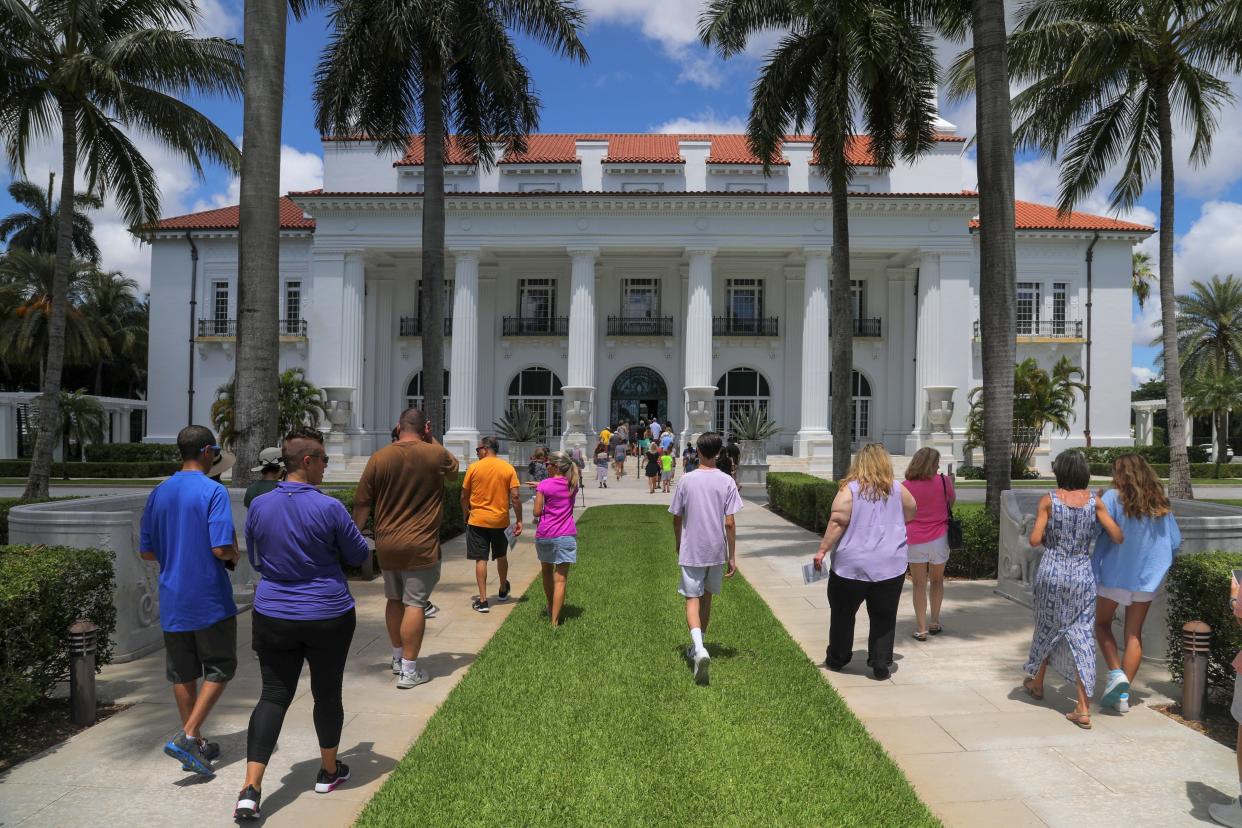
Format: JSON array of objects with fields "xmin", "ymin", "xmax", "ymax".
[
  {"xmin": 392, "ymin": 647, "xmax": 403, "ymax": 661},
  {"xmin": 690, "ymin": 627, "xmax": 705, "ymax": 655},
  {"xmin": 401, "ymin": 658, "xmax": 418, "ymax": 674}
]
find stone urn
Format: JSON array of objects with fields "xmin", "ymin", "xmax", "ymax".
[
  {"xmin": 924, "ymin": 385, "xmax": 956, "ymax": 434},
  {"xmin": 737, "ymin": 439, "xmax": 769, "ymax": 487},
  {"xmin": 684, "ymin": 385, "xmax": 716, "ymax": 444},
  {"xmin": 321, "ymin": 385, "xmax": 355, "ymax": 460},
  {"xmin": 560, "ymin": 385, "xmax": 593, "ymax": 451},
  {"xmin": 508, "ymin": 441, "xmax": 535, "ymax": 472}
]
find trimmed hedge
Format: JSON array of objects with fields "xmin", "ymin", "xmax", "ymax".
[
  {"xmin": 948, "ymin": 503, "xmax": 999, "ymax": 579},
  {"xmin": 766, "ymin": 472, "xmax": 839, "ymax": 534},
  {"xmin": 1088, "ymin": 462, "xmax": 1242, "ymax": 480},
  {"xmin": 0, "ymin": 544, "xmax": 117, "ymax": 737},
  {"xmin": 1166, "ymin": 551, "xmax": 1242, "ymax": 700},
  {"xmin": 84, "ymin": 443, "xmax": 179, "ymax": 463},
  {"xmin": 1081, "ymin": 445, "xmax": 1209, "ymax": 464},
  {"xmin": 0, "ymin": 460, "xmax": 179, "ymax": 479},
  {"xmin": 957, "ymin": 465, "xmax": 1039, "ymax": 480},
  {"xmin": 328, "ymin": 472, "xmax": 465, "ymax": 540}
]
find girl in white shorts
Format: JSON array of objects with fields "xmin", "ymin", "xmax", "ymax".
[{"xmin": 901, "ymin": 448, "xmax": 955, "ymax": 641}]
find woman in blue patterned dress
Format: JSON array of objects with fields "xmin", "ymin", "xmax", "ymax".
[{"xmin": 1023, "ymin": 451, "xmax": 1124, "ymax": 729}]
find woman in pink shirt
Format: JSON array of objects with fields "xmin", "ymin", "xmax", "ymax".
[
  {"xmin": 534, "ymin": 451, "xmax": 579, "ymax": 626},
  {"xmin": 902, "ymin": 448, "xmax": 955, "ymax": 640}
]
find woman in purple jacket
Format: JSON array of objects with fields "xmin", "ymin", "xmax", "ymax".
[{"xmin": 233, "ymin": 427, "xmax": 370, "ymax": 820}]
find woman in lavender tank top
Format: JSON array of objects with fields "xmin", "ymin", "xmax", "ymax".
[{"xmin": 812, "ymin": 444, "xmax": 917, "ymax": 679}]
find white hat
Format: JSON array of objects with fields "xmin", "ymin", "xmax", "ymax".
[{"xmin": 250, "ymin": 446, "xmax": 283, "ymax": 472}]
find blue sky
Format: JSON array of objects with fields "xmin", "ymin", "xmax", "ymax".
[{"xmin": 4, "ymin": 0, "xmax": 1240, "ymax": 388}]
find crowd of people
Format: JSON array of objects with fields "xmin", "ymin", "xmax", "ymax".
[{"xmin": 136, "ymin": 416, "xmax": 1208, "ymax": 821}]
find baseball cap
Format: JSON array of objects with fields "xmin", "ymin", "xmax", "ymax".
[{"xmin": 250, "ymin": 446, "xmax": 283, "ymax": 472}]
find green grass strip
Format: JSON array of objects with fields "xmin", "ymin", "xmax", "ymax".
[{"xmin": 356, "ymin": 505, "xmax": 937, "ymax": 827}]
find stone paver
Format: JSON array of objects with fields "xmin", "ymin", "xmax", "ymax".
[{"xmin": 0, "ymin": 528, "xmax": 540, "ymax": 828}]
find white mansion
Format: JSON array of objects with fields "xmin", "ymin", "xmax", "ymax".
[{"xmin": 141, "ymin": 122, "xmax": 1150, "ymax": 471}]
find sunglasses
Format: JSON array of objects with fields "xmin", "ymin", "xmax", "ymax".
[
  {"xmin": 310, "ymin": 452, "xmax": 331, "ymax": 465},
  {"xmin": 202, "ymin": 444, "xmax": 222, "ymax": 459}
]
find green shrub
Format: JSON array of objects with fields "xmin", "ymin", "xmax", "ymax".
[
  {"xmin": 1089, "ymin": 462, "xmax": 1242, "ymax": 480},
  {"xmin": 0, "ymin": 544, "xmax": 117, "ymax": 737},
  {"xmin": 958, "ymin": 465, "xmax": 986, "ymax": 480},
  {"xmin": 1166, "ymin": 552, "xmax": 1242, "ymax": 699},
  {"xmin": 946, "ymin": 503, "xmax": 998, "ymax": 579},
  {"xmin": 1081, "ymin": 445, "xmax": 1208, "ymax": 464},
  {"xmin": 84, "ymin": 443, "xmax": 179, "ymax": 462},
  {"xmin": 0, "ymin": 460, "xmax": 179, "ymax": 478},
  {"xmin": 766, "ymin": 472, "xmax": 839, "ymax": 534}
]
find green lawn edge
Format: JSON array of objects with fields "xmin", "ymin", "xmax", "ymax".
[{"xmin": 355, "ymin": 505, "xmax": 939, "ymax": 828}]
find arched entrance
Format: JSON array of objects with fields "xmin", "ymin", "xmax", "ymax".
[{"xmin": 610, "ymin": 367, "xmax": 668, "ymax": 426}]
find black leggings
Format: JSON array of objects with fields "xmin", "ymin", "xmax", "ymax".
[
  {"xmin": 825, "ymin": 571, "xmax": 905, "ymax": 670},
  {"xmin": 247, "ymin": 608, "xmax": 356, "ymax": 765}
]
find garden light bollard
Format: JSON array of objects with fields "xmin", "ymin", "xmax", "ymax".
[
  {"xmin": 67, "ymin": 619, "xmax": 99, "ymax": 727},
  {"xmin": 1182, "ymin": 620, "xmax": 1212, "ymax": 722}
]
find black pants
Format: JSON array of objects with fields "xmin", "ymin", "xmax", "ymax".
[
  {"xmin": 247, "ymin": 608, "xmax": 356, "ymax": 765},
  {"xmin": 825, "ymin": 571, "xmax": 905, "ymax": 670}
]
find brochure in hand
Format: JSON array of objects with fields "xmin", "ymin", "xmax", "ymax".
[{"xmin": 802, "ymin": 560, "xmax": 829, "ymax": 585}]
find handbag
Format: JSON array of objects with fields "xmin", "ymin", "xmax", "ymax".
[{"xmin": 941, "ymin": 473, "xmax": 965, "ymax": 551}]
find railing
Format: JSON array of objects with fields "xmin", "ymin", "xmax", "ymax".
[
  {"xmin": 399, "ymin": 317, "xmax": 454, "ymax": 337},
  {"xmin": 502, "ymin": 316, "xmax": 570, "ymax": 336},
  {"xmin": 198, "ymin": 319, "xmax": 306, "ymax": 337},
  {"xmin": 606, "ymin": 315, "xmax": 674, "ymax": 336},
  {"xmin": 830, "ymin": 318, "xmax": 883, "ymax": 337},
  {"xmin": 973, "ymin": 320, "xmax": 1084, "ymax": 339},
  {"xmin": 713, "ymin": 316, "xmax": 780, "ymax": 337},
  {"xmin": 280, "ymin": 318, "xmax": 308, "ymax": 337}
]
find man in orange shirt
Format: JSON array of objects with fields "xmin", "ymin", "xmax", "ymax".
[{"xmin": 460, "ymin": 436, "xmax": 523, "ymax": 613}]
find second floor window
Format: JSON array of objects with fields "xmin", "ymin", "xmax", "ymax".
[
  {"xmin": 1052, "ymin": 282, "xmax": 1068, "ymax": 335},
  {"xmin": 726, "ymin": 278, "xmax": 763, "ymax": 320},
  {"xmin": 519, "ymin": 278, "xmax": 556, "ymax": 320},
  {"xmin": 1016, "ymin": 282, "xmax": 1041, "ymax": 335},
  {"xmin": 211, "ymin": 281, "xmax": 229, "ymax": 334},
  {"xmin": 622, "ymin": 278, "xmax": 659, "ymax": 318},
  {"xmin": 416, "ymin": 279, "xmax": 454, "ymax": 318},
  {"xmin": 284, "ymin": 281, "xmax": 301, "ymax": 323}
]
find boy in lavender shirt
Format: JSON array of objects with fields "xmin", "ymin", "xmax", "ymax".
[{"xmin": 669, "ymin": 432, "xmax": 743, "ymax": 685}]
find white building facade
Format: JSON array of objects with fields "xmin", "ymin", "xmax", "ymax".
[{"xmin": 141, "ymin": 128, "xmax": 1150, "ymax": 470}]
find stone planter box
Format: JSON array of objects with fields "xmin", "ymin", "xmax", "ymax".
[
  {"xmin": 8, "ymin": 490, "xmax": 258, "ymax": 663},
  {"xmin": 736, "ymin": 439, "xmax": 770, "ymax": 487}
]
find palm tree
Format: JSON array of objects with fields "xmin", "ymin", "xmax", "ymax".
[
  {"xmin": 0, "ymin": 250, "xmax": 106, "ymax": 380},
  {"xmin": 1185, "ymin": 366, "xmax": 1242, "ymax": 472},
  {"xmin": 1167, "ymin": 275, "xmax": 1242, "ymax": 381},
  {"xmin": 701, "ymin": 0, "xmax": 939, "ymax": 480},
  {"xmin": 1132, "ymin": 251, "xmax": 1155, "ymax": 309},
  {"xmin": 233, "ymin": 0, "xmax": 322, "ymax": 489},
  {"xmin": 0, "ymin": 0, "xmax": 243, "ymax": 500},
  {"xmin": 314, "ymin": 0, "xmax": 589, "ymax": 442},
  {"xmin": 0, "ymin": 176, "xmax": 103, "ymax": 263},
  {"xmin": 44, "ymin": 388, "xmax": 107, "ymax": 476},
  {"xmin": 935, "ymin": 0, "xmax": 1020, "ymax": 513},
  {"xmin": 212, "ymin": 367, "xmax": 329, "ymax": 449},
  {"xmin": 990, "ymin": 0, "xmax": 1242, "ymax": 500},
  {"xmin": 79, "ymin": 270, "xmax": 144, "ymax": 396}
]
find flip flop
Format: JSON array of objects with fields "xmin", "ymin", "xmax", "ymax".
[
  {"xmin": 929, "ymin": 623, "xmax": 944, "ymax": 635},
  {"xmin": 912, "ymin": 630, "xmax": 929, "ymax": 641},
  {"xmin": 1066, "ymin": 711, "xmax": 1092, "ymax": 730},
  {"xmin": 1022, "ymin": 677, "xmax": 1044, "ymax": 701}
]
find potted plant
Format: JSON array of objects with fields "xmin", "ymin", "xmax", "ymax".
[
  {"xmin": 493, "ymin": 406, "xmax": 547, "ymax": 474},
  {"xmin": 730, "ymin": 406, "xmax": 780, "ymax": 485}
]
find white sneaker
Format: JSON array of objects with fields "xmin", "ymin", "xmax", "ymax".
[
  {"xmin": 1115, "ymin": 693, "xmax": 1130, "ymax": 714},
  {"xmin": 390, "ymin": 657, "xmax": 401, "ymax": 675},
  {"xmin": 692, "ymin": 649, "xmax": 711, "ymax": 686},
  {"xmin": 423, "ymin": 602, "xmax": 439, "ymax": 619},
  {"xmin": 1209, "ymin": 797, "xmax": 1242, "ymax": 827},
  {"xmin": 397, "ymin": 667, "xmax": 430, "ymax": 690}
]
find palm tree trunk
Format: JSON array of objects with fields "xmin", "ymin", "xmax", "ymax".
[
  {"xmin": 234, "ymin": 0, "xmax": 288, "ymax": 488},
  {"xmin": 829, "ymin": 161, "xmax": 853, "ymax": 481},
  {"xmin": 1216, "ymin": 409, "xmax": 1227, "ymax": 475},
  {"xmin": 421, "ymin": 58, "xmax": 447, "ymax": 443},
  {"xmin": 1157, "ymin": 86, "xmax": 1192, "ymax": 499},
  {"xmin": 23, "ymin": 102, "xmax": 78, "ymax": 501},
  {"xmin": 971, "ymin": 0, "xmax": 1017, "ymax": 514}
]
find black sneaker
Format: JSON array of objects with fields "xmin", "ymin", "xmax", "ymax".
[
  {"xmin": 315, "ymin": 761, "xmax": 351, "ymax": 794},
  {"xmin": 423, "ymin": 602, "xmax": 439, "ymax": 619},
  {"xmin": 498, "ymin": 580, "xmax": 511, "ymax": 601},
  {"xmin": 472, "ymin": 597, "xmax": 490, "ymax": 614},
  {"xmin": 163, "ymin": 730, "xmax": 214, "ymax": 777},
  {"xmin": 182, "ymin": 738, "xmax": 219, "ymax": 770},
  {"xmin": 234, "ymin": 785, "xmax": 261, "ymax": 820}
]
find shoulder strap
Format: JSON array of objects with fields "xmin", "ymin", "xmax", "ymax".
[{"xmin": 940, "ymin": 473, "xmax": 951, "ymax": 520}]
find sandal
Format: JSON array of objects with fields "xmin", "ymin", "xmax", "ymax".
[
  {"xmin": 912, "ymin": 630, "xmax": 929, "ymax": 642},
  {"xmin": 1022, "ymin": 677, "xmax": 1044, "ymax": 701},
  {"xmin": 929, "ymin": 623, "xmax": 943, "ymax": 635},
  {"xmin": 1066, "ymin": 711, "xmax": 1092, "ymax": 730}
]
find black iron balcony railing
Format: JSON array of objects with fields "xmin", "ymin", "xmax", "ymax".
[
  {"xmin": 606, "ymin": 315, "xmax": 674, "ymax": 336},
  {"xmin": 972, "ymin": 319, "xmax": 1084, "ymax": 339},
  {"xmin": 830, "ymin": 317, "xmax": 883, "ymax": 337},
  {"xmin": 399, "ymin": 317, "xmax": 454, "ymax": 337},
  {"xmin": 280, "ymin": 318, "xmax": 308, "ymax": 337},
  {"xmin": 502, "ymin": 316, "xmax": 569, "ymax": 336},
  {"xmin": 713, "ymin": 316, "xmax": 780, "ymax": 337},
  {"xmin": 198, "ymin": 318, "xmax": 235, "ymax": 337}
]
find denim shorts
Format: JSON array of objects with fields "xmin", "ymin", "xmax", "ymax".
[{"xmin": 535, "ymin": 535, "xmax": 578, "ymax": 565}]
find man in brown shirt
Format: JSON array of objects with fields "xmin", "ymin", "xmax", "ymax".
[{"xmin": 353, "ymin": 408, "xmax": 458, "ymax": 690}]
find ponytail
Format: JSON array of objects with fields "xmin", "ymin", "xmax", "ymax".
[{"xmin": 548, "ymin": 450, "xmax": 581, "ymax": 492}]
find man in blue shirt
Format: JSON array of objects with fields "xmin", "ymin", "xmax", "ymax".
[{"xmin": 140, "ymin": 424, "xmax": 239, "ymax": 777}]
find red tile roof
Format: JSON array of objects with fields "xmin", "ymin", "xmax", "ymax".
[
  {"xmin": 150, "ymin": 197, "xmax": 315, "ymax": 231},
  {"xmin": 394, "ymin": 133, "xmax": 959, "ymax": 167},
  {"xmin": 970, "ymin": 200, "xmax": 1154, "ymax": 232}
]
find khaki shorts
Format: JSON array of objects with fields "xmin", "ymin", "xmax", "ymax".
[{"xmin": 383, "ymin": 561, "xmax": 441, "ymax": 607}]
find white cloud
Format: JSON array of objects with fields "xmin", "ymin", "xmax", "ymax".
[
  {"xmin": 192, "ymin": 0, "xmax": 241, "ymax": 39},
  {"xmin": 578, "ymin": 0, "xmax": 734, "ymax": 89},
  {"xmin": 193, "ymin": 144, "xmax": 324, "ymax": 212},
  {"xmin": 1131, "ymin": 365, "xmax": 1157, "ymax": 388},
  {"xmin": 654, "ymin": 109, "xmax": 747, "ymax": 133},
  {"xmin": 1173, "ymin": 200, "xmax": 1242, "ymax": 288}
]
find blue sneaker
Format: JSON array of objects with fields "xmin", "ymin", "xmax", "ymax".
[
  {"xmin": 163, "ymin": 730, "xmax": 215, "ymax": 777},
  {"xmin": 181, "ymin": 738, "xmax": 219, "ymax": 771},
  {"xmin": 1100, "ymin": 669, "xmax": 1130, "ymax": 709}
]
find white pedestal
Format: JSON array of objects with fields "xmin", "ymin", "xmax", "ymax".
[
  {"xmin": 560, "ymin": 385, "xmax": 594, "ymax": 451},
  {"xmin": 443, "ymin": 429, "xmax": 481, "ymax": 464}
]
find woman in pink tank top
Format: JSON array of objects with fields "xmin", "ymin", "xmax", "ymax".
[{"xmin": 902, "ymin": 447, "xmax": 955, "ymax": 640}]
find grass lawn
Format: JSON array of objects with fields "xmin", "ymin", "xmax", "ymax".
[{"xmin": 357, "ymin": 505, "xmax": 938, "ymax": 827}]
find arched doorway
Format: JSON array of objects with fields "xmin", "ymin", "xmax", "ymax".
[
  {"xmin": 828, "ymin": 370, "xmax": 872, "ymax": 445},
  {"xmin": 610, "ymin": 367, "xmax": 668, "ymax": 426},
  {"xmin": 405, "ymin": 370, "xmax": 450, "ymax": 429},
  {"xmin": 507, "ymin": 367, "xmax": 564, "ymax": 437},
  {"xmin": 715, "ymin": 367, "xmax": 771, "ymax": 433}
]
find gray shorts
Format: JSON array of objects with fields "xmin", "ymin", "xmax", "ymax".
[
  {"xmin": 679, "ymin": 564, "xmax": 724, "ymax": 598},
  {"xmin": 1233, "ymin": 673, "xmax": 1242, "ymax": 723},
  {"xmin": 383, "ymin": 561, "xmax": 441, "ymax": 607},
  {"xmin": 164, "ymin": 614, "xmax": 237, "ymax": 684}
]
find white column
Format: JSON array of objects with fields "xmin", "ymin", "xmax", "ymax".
[
  {"xmin": 444, "ymin": 249, "xmax": 481, "ymax": 461},
  {"xmin": 796, "ymin": 248, "xmax": 832, "ymax": 460},
  {"xmin": 561, "ymin": 246, "xmax": 598, "ymax": 450},
  {"xmin": 369, "ymin": 278, "xmax": 395, "ymax": 447},
  {"xmin": 908, "ymin": 253, "xmax": 941, "ymax": 450},
  {"xmin": 341, "ymin": 252, "xmax": 365, "ymax": 454},
  {"xmin": 683, "ymin": 247, "xmax": 716, "ymax": 444}
]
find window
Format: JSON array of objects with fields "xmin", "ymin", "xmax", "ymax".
[
  {"xmin": 621, "ymin": 278, "xmax": 660, "ymax": 318},
  {"xmin": 622, "ymin": 182, "xmax": 663, "ymax": 192},
  {"xmin": 211, "ymin": 280, "xmax": 229, "ymax": 335},
  {"xmin": 715, "ymin": 368, "xmax": 771, "ymax": 434},
  {"xmin": 405, "ymin": 370, "xmax": 450, "ymax": 430},
  {"xmin": 1016, "ymin": 282, "xmax": 1041, "ymax": 336},
  {"xmin": 507, "ymin": 367, "xmax": 564, "ymax": 437},
  {"xmin": 1052, "ymin": 282, "xmax": 1068, "ymax": 336},
  {"xmin": 284, "ymin": 281, "xmax": 301, "ymax": 334},
  {"xmin": 415, "ymin": 279, "xmax": 455, "ymax": 319},
  {"xmin": 851, "ymin": 280, "xmax": 865, "ymax": 319},
  {"xmin": 519, "ymin": 278, "xmax": 556, "ymax": 320},
  {"xmin": 519, "ymin": 182, "xmax": 559, "ymax": 193},
  {"xmin": 847, "ymin": 184, "xmax": 871, "ymax": 193},
  {"xmin": 828, "ymin": 370, "xmax": 873, "ymax": 443},
  {"xmin": 726, "ymin": 182, "xmax": 767, "ymax": 193}
]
